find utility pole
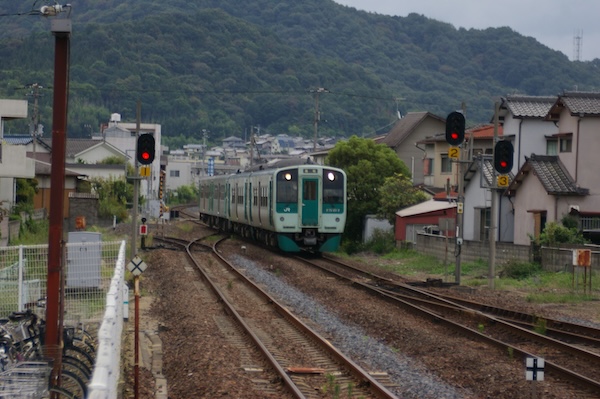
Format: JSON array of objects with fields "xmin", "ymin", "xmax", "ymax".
[
  {"xmin": 489, "ymin": 102, "xmax": 500, "ymax": 289},
  {"xmin": 249, "ymin": 126, "xmax": 254, "ymax": 167},
  {"xmin": 131, "ymin": 101, "xmax": 141, "ymax": 261},
  {"xmin": 27, "ymin": 83, "xmax": 43, "ymax": 157},
  {"xmin": 45, "ymin": 6, "xmax": 71, "ymax": 389},
  {"xmin": 312, "ymin": 87, "xmax": 328, "ymax": 151},
  {"xmin": 202, "ymin": 129, "xmax": 208, "ymax": 174}
]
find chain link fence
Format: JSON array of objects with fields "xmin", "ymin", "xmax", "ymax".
[{"xmin": 0, "ymin": 240, "xmax": 126, "ymax": 324}]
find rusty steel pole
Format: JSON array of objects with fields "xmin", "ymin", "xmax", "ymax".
[{"xmin": 45, "ymin": 17, "xmax": 71, "ymax": 384}]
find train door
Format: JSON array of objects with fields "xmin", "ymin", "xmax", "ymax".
[{"xmin": 301, "ymin": 178, "xmax": 319, "ymax": 226}]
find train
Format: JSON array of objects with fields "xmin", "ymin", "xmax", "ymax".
[{"xmin": 198, "ymin": 159, "xmax": 347, "ymax": 252}]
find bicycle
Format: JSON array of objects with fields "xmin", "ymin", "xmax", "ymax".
[{"xmin": 0, "ymin": 309, "xmax": 93, "ymax": 398}]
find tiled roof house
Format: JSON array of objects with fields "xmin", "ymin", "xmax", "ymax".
[
  {"xmin": 507, "ymin": 91, "xmax": 600, "ymax": 245},
  {"xmin": 380, "ymin": 112, "xmax": 446, "ymax": 186}
]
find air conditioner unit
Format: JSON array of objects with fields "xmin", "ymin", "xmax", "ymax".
[{"xmin": 569, "ymin": 205, "xmax": 580, "ymax": 213}]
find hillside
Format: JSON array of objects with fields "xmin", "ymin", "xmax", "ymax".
[{"xmin": 1, "ymin": 0, "xmax": 599, "ymax": 145}]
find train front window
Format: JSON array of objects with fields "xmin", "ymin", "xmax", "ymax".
[
  {"xmin": 323, "ymin": 169, "xmax": 344, "ymax": 204},
  {"xmin": 276, "ymin": 170, "xmax": 298, "ymax": 203},
  {"xmin": 303, "ymin": 181, "xmax": 316, "ymax": 200}
]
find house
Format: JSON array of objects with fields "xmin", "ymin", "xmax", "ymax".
[
  {"xmin": 0, "ymin": 100, "xmax": 34, "ymax": 212},
  {"xmin": 418, "ymin": 123, "xmax": 503, "ymax": 191},
  {"xmin": 497, "ymin": 95, "xmax": 558, "ymax": 171},
  {"xmin": 463, "ymin": 155, "xmax": 514, "ymax": 242},
  {"xmin": 380, "ymin": 112, "xmax": 446, "ymax": 185},
  {"xmin": 222, "ymin": 136, "xmax": 245, "ymax": 149},
  {"xmin": 395, "ymin": 199, "xmax": 457, "ymax": 243},
  {"xmin": 506, "ymin": 91, "xmax": 600, "ymax": 245},
  {"xmin": 33, "ymin": 160, "xmax": 85, "ymax": 219}
]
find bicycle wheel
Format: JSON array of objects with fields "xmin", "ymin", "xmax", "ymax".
[
  {"xmin": 47, "ymin": 386, "xmax": 78, "ymax": 399},
  {"xmin": 72, "ymin": 335, "xmax": 97, "ymax": 358},
  {"xmin": 62, "ymin": 354, "xmax": 92, "ymax": 381},
  {"xmin": 63, "ymin": 344, "xmax": 94, "ymax": 370},
  {"xmin": 51, "ymin": 368, "xmax": 87, "ymax": 399}
]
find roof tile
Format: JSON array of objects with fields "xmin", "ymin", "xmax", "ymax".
[{"xmin": 504, "ymin": 95, "xmax": 556, "ymax": 118}]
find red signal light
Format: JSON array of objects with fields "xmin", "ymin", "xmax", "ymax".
[
  {"xmin": 136, "ymin": 134, "xmax": 155, "ymax": 165},
  {"xmin": 450, "ymin": 132, "xmax": 459, "ymax": 140}
]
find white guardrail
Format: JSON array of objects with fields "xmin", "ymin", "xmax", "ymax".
[{"xmin": 88, "ymin": 240, "xmax": 127, "ymax": 399}]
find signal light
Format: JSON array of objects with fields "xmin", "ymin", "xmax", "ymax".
[
  {"xmin": 445, "ymin": 111, "xmax": 465, "ymax": 146},
  {"xmin": 494, "ymin": 140, "xmax": 514, "ymax": 174},
  {"xmin": 136, "ymin": 134, "xmax": 155, "ymax": 165}
]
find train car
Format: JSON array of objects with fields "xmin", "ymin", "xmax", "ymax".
[{"xmin": 199, "ymin": 159, "xmax": 346, "ymax": 252}]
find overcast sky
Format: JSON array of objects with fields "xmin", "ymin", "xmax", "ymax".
[{"xmin": 334, "ymin": 0, "xmax": 599, "ymax": 61}]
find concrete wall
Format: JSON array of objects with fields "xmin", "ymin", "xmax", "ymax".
[
  {"xmin": 415, "ymin": 233, "xmax": 532, "ymax": 267},
  {"xmin": 414, "ymin": 234, "xmax": 600, "ymax": 275},
  {"xmin": 540, "ymin": 245, "xmax": 600, "ymax": 272}
]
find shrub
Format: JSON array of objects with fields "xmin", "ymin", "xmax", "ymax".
[
  {"xmin": 501, "ymin": 260, "xmax": 541, "ymax": 280},
  {"xmin": 363, "ymin": 229, "xmax": 396, "ymax": 254}
]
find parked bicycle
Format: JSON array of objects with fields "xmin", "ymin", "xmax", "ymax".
[{"xmin": 0, "ymin": 304, "xmax": 97, "ymax": 399}]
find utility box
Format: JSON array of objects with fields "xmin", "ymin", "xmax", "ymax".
[{"xmin": 67, "ymin": 231, "xmax": 102, "ymax": 289}]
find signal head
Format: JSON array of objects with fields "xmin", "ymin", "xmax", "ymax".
[
  {"xmin": 136, "ymin": 134, "xmax": 155, "ymax": 165},
  {"xmin": 493, "ymin": 140, "xmax": 514, "ymax": 174},
  {"xmin": 445, "ymin": 111, "xmax": 465, "ymax": 146}
]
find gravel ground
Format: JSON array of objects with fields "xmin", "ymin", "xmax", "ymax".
[
  {"xmin": 121, "ymin": 222, "xmax": 600, "ymax": 399},
  {"xmin": 230, "ymin": 253, "xmax": 468, "ymax": 399}
]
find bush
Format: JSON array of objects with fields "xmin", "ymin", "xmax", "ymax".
[
  {"xmin": 538, "ymin": 221, "xmax": 587, "ymax": 246},
  {"xmin": 501, "ymin": 260, "xmax": 541, "ymax": 280},
  {"xmin": 340, "ymin": 239, "xmax": 365, "ymax": 255},
  {"xmin": 364, "ymin": 229, "xmax": 396, "ymax": 254}
]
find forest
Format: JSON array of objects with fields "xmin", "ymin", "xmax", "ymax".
[{"xmin": 1, "ymin": 0, "xmax": 600, "ymax": 147}]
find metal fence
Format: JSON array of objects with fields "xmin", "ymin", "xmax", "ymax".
[{"xmin": 0, "ymin": 240, "xmax": 125, "ymax": 323}]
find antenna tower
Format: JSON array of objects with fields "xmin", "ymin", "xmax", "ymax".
[{"xmin": 573, "ymin": 29, "xmax": 583, "ymax": 61}]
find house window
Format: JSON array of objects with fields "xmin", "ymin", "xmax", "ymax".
[
  {"xmin": 170, "ymin": 170, "xmax": 180, "ymax": 177},
  {"xmin": 560, "ymin": 137, "xmax": 572, "ymax": 153},
  {"xmin": 546, "ymin": 140, "xmax": 557, "ymax": 155},
  {"xmin": 441, "ymin": 154, "xmax": 452, "ymax": 174}
]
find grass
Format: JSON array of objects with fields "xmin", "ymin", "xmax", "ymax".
[
  {"xmin": 8, "ymin": 219, "xmax": 49, "ymax": 246},
  {"xmin": 345, "ymin": 241, "xmax": 599, "ymax": 305}
]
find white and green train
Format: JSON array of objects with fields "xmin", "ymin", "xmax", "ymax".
[{"xmin": 199, "ymin": 159, "xmax": 347, "ymax": 252}]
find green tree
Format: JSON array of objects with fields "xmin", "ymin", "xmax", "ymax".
[
  {"xmin": 326, "ymin": 136, "xmax": 409, "ymax": 242},
  {"xmin": 98, "ymin": 156, "xmax": 127, "ymax": 165},
  {"xmin": 378, "ymin": 173, "xmax": 428, "ymax": 224},
  {"xmin": 13, "ymin": 178, "xmax": 38, "ymax": 215},
  {"xmin": 168, "ymin": 184, "xmax": 199, "ymax": 205},
  {"xmin": 89, "ymin": 176, "xmax": 133, "ymax": 222}
]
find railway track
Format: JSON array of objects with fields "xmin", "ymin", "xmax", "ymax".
[
  {"xmin": 154, "ymin": 235, "xmax": 399, "ymax": 399},
  {"xmin": 292, "ymin": 253, "xmax": 600, "ymax": 398}
]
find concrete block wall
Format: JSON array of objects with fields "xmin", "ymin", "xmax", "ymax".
[{"xmin": 415, "ymin": 233, "xmax": 531, "ymax": 267}]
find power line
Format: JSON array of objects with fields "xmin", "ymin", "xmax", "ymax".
[{"xmin": 0, "ymin": 0, "xmax": 45, "ymax": 17}]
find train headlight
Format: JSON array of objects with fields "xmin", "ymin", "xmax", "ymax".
[
  {"xmin": 284, "ymin": 173, "xmax": 292, "ymax": 181},
  {"xmin": 327, "ymin": 172, "xmax": 335, "ymax": 181}
]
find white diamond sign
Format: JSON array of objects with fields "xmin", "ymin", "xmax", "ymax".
[{"xmin": 127, "ymin": 255, "xmax": 148, "ymax": 276}]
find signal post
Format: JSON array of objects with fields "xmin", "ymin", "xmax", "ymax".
[
  {"xmin": 489, "ymin": 102, "xmax": 514, "ymax": 289},
  {"xmin": 130, "ymin": 102, "xmax": 155, "ymax": 399},
  {"xmin": 445, "ymin": 111, "xmax": 466, "ymax": 284}
]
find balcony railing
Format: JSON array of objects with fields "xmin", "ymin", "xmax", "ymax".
[{"xmin": 581, "ymin": 216, "xmax": 600, "ymax": 231}]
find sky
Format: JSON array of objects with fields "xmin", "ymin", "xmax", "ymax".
[{"xmin": 334, "ymin": 0, "xmax": 600, "ymax": 61}]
